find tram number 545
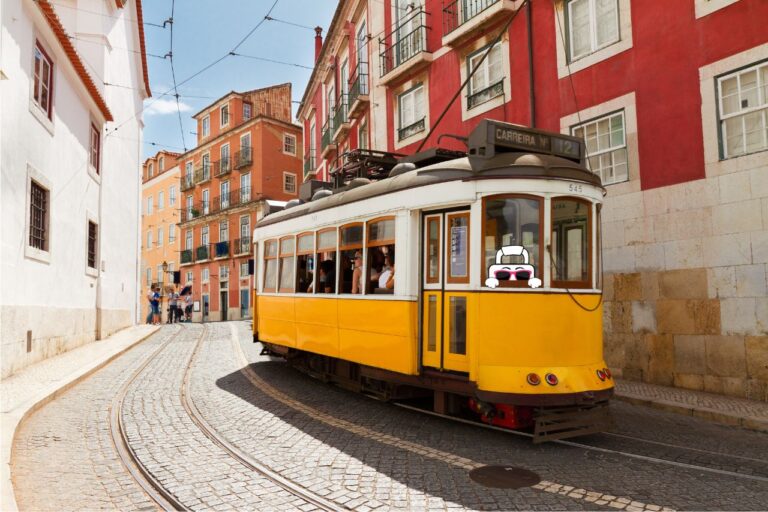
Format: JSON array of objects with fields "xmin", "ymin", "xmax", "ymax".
[{"xmin": 568, "ymin": 184, "xmax": 583, "ymax": 193}]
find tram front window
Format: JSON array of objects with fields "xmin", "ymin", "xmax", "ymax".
[
  {"xmin": 483, "ymin": 196, "xmax": 542, "ymax": 288},
  {"xmin": 551, "ymin": 198, "xmax": 592, "ymax": 288}
]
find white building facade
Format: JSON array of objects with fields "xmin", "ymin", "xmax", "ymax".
[{"xmin": 0, "ymin": 0, "xmax": 150, "ymax": 378}]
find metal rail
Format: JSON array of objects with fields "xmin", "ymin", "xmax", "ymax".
[
  {"xmin": 180, "ymin": 325, "xmax": 349, "ymax": 512},
  {"xmin": 109, "ymin": 326, "xmax": 188, "ymax": 512}
]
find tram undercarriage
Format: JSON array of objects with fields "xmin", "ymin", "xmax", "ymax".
[{"xmin": 260, "ymin": 343, "xmax": 613, "ymax": 443}]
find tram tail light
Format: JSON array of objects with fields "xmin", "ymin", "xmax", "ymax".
[
  {"xmin": 596, "ymin": 369, "xmax": 606, "ymax": 381},
  {"xmin": 526, "ymin": 373, "xmax": 541, "ymax": 386},
  {"xmin": 604, "ymin": 368, "xmax": 612, "ymax": 379},
  {"xmin": 545, "ymin": 373, "xmax": 558, "ymax": 386}
]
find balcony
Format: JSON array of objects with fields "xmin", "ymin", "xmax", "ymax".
[
  {"xmin": 442, "ymin": 0, "xmax": 518, "ymax": 47},
  {"xmin": 194, "ymin": 164, "xmax": 211, "ymax": 184},
  {"xmin": 235, "ymin": 147, "xmax": 252, "ymax": 169},
  {"xmin": 379, "ymin": 8, "xmax": 432, "ymax": 85},
  {"xmin": 238, "ymin": 186, "xmax": 253, "ymax": 204},
  {"xmin": 196, "ymin": 245, "xmax": 210, "ymax": 261},
  {"xmin": 213, "ymin": 191, "xmax": 231, "ymax": 212},
  {"xmin": 234, "ymin": 237, "xmax": 251, "ymax": 255},
  {"xmin": 181, "ymin": 174, "xmax": 195, "ymax": 192},
  {"xmin": 304, "ymin": 152, "xmax": 316, "ymax": 180},
  {"xmin": 182, "ymin": 207, "xmax": 201, "ymax": 223},
  {"xmin": 398, "ymin": 117, "xmax": 426, "ymax": 141},
  {"xmin": 213, "ymin": 158, "xmax": 232, "ymax": 178},
  {"xmin": 214, "ymin": 240, "xmax": 230, "ymax": 259},
  {"xmin": 467, "ymin": 79, "xmax": 505, "ymax": 109},
  {"xmin": 332, "ymin": 94, "xmax": 351, "ymax": 142},
  {"xmin": 321, "ymin": 117, "xmax": 336, "ymax": 158},
  {"xmin": 348, "ymin": 63, "xmax": 369, "ymax": 119},
  {"xmin": 180, "ymin": 249, "xmax": 193, "ymax": 265}
]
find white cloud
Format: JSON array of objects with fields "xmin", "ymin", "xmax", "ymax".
[{"xmin": 144, "ymin": 98, "xmax": 193, "ymax": 116}]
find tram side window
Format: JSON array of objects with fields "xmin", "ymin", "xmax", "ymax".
[
  {"xmin": 551, "ymin": 198, "xmax": 592, "ymax": 288},
  {"xmin": 339, "ymin": 223, "xmax": 364, "ymax": 294},
  {"xmin": 315, "ymin": 229, "xmax": 337, "ymax": 294},
  {"xmin": 278, "ymin": 237, "xmax": 295, "ymax": 292},
  {"xmin": 483, "ymin": 196, "xmax": 542, "ymax": 288},
  {"xmin": 366, "ymin": 217, "xmax": 395, "ymax": 294},
  {"xmin": 296, "ymin": 233, "xmax": 315, "ymax": 293},
  {"xmin": 263, "ymin": 239, "xmax": 278, "ymax": 292}
]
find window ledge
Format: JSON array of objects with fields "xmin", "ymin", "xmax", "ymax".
[
  {"xmin": 442, "ymin": 0, "xmax": 520, "ymax": 47},
  {"xmin": 29, "ymin": 99, "xmax": 54, "ymax": 135},
  {"xmin": 380, "ymin": 52, "xmax": 433, "ymax": 86},
  {"xmin": 25, "ymin": 244, "xmax": 51, "ymax": 264},
  {"xmin": 85, "ymin": 266, "xmax": 99, "ymax": 278},
  {"xmin": 88, "ymin": 167, "xmax": 101, "ymax": 185},
  {"xmin": 462, "ymin": 91, "xmax": 506, "ymax": 121}
]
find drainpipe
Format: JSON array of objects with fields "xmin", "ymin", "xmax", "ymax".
[
  {"xmin": 527, "ymin": 0, "xmax": 535, "ymax": 128},
  {"xmin": 314, "ymin": 27, "xmax": 323, "ymax": 64}
]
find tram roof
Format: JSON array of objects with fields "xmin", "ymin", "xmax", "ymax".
[{"xmin": 257, "ymin": 151, "xmax": 602, "ymax": 228}]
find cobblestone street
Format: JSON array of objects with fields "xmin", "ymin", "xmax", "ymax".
[{"xmin": 12, "ymin": 323, "xmax": 768, "ymax": 511}]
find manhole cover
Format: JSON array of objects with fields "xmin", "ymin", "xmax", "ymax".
[{"xmin": 469, "ymin": 465, "xmax": 541, "ymax": 489}]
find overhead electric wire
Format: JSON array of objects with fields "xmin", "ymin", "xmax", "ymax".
[
  {"xmin": 49, "ymin": 1, "xmax": 163, "ymax": 25},
  {"xmin": 107, "ymin": 0, "xmax": 282, "ymax": 138},
  {"xmin": 263, "ymin": 15, "xmax": 315, "ymax": 31},
  {"xmin": 231, "ymin": 52, "xmax": 314, "ymax": 70},
  {"xmin": 168, "ymin": 0, "xmax": 187, "ymax": 151},
  {"xmin": 66, "ymin": 34, "xmax": 166, "ymax": 59}
]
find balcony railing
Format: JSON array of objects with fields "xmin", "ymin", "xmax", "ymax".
[
  {"xmin": 181, "ymin": 174, "xmax": 195, "ymax": 191},
  {"xmin": 379, "ymin": 9, "xmax": 429, "ymax": 77},
  {"xmin": 234, "ymin": 237, "xmax": 251, "ymax": 255},
  {"xmin": 239, "ymin": 186, "xmax": 252, "ymax": 204},
  {"xmin": 304, "ymin": 152, "xmax": 316, "ymax": 179},
  {"xmin": 214, "ymin": 240, "xmax": 230, "ymax": 258},
  {"xmin": 467, "ymin": 79, "xmax": 505, "ymax": 109},
  {"xmin": 443, "ymin": 0, "xmax": 500, "ymax": 35},
  {"xmin": 235, "ymin": 147, "xmax": 252, "ymax": 169},
  {"xmin": 213, "ymin": 191, "xmax": 231, "ymax": 211},
  {"xmin": 349, "ymin": 62, "xmax": 369, "ymax": 109},
  {"xmin": 196, "ymin": 245, "xmax": 210, "ymax": 261},
  {"xmin": 333, "ymin": 94, "xmax": 349, "ymax": 137},
  {"xmin": 194, "ymin": 164, "xmax": 211, "ymax": 183},
  {"xmin": 321, "ymin": 117, "xmax": 335, "ymax": 150},
  {"xmin": 213, "ymin": 158, "xmax": 231, "ymax": 177},
  {"xmin": 398, "ymin": 117, "xmax": 426, "ymax": 141},
  {"xmin": 181, "ymin": 249, "xmax": 193, "ymax": 264}
]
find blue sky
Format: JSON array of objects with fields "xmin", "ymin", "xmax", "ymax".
[{"xmin": 139, "ymin": 0, "xmax": 336, "ymax": 160}]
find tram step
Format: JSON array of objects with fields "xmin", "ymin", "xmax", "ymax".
[{"xmin": 532, "ymin": 402, "xmax": 612, "ymax": 443}]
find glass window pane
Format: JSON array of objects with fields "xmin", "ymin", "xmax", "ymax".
[
  {"xmin": 265, "ymin": 240, "xmax": 277, "ymax": 257},
  {"xmin": 595, "ymin": 0, "xmax": 619, "ymax": 47},
  {"xmin": 725, "ymin": 116, "xmax": 744, "ymax": 156},
  {"xmin": 427, "ymin": 296, "xmax": 437, "ymax": 352},
  {"xmin": 280, "ymin": 238, "xmax": 295, "ymax": 255},
  {"xmin": 279, "ymin": 256, "xmax": 295, "ymax": 290},
  {"xmin": 740, "ymin": 70, "xmax": 759, "ymax": 110},
  {"xmin": 369, "ymin": 219, "xmax": 395, "ymax": 241},
  {"xmin": 341, "ymin": 225, "xmax": 363, "ymax": 246},
  {"xmin": 264, "ymin": 259, "xmax": 277, "ymax": 289},
  {"xmin": 318, "ymin": 230, "xmax": 337, "ymax": 250},
  {"xmin": 449, "ymin": 215, "xmax": 469, "ymax": 279},
  {"xmin": 551, "ymin": 199, "xmax": 590, "ymax": 284},
  {"xmin": 483, "ymin": 198, "xmax": 540, "ymax": 285},
  {"xmin": 298, "ymin": 234, "xmax": 314, "ymax": 253},
  {"xmin": 427, "ymin": 218, "xmax": 440, "ymax": 282},
  {"xmin": 449, "ymin": 296, "xmax": 467, "ymax": 355},
  {"xmin": 744, "ymin": 111, "xmax": 766, "ymax": 153},
  {"xmin": 569, "ymin": 0, "xmax": 591, "ymax": 59}
]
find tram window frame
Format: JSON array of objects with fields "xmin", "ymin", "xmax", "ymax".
[
  {"xmin": 278, "ymin": 236, "xmax": 296, "ymax": 293},
  {"xmin": 315, "ymin": 228, "xmax": 338, "ymax": 294},
  {"xmin": 446, "ymin": 211, "xmax": 471, "ymax": 285},
  {"xmin": 365, "ymin": 216, "xmax": 396, "ymax": 294},
  {"xmin": 550, "ymin": 196, "xmax": 593, "ymax": 289},
  {"xmin": 339, "ymin": 222, "xmax": 365, "ymax": 294},
  {"xmin": 263, "ymin": 239, "xmax": 278, "ymax": 293},
  {"xmin": 425, "ymin": 214, "xmax": 441, "ymax": 285},
  {"xmin": 481, "ymin": 194, "xmax": 544, "ymax": 289},
  {"xmin": 296, "ymin": 232, "xmax": 315, "ymax": 293}
]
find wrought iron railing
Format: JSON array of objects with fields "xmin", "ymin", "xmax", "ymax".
[
  {"xmin": 349, "ymin": 62, "xmax": 369, "ymax": 106},
  {"xmin": 333, "ymin": 94, "xmax": 349, "ymax": 132},
  {"xmin": 194, "ymin": 163, "xmax": 211, "ymax": 183},
  {"xmin": 398, "ymin": 117, "xmax": 426, "ymax": 141},
  {"xmin": 196, "ymin": 245, "xmax": 210, "ymax": 261},
  {"xmin": 213, "ymin": 158, "xmax": 231, "ymax": 177},
  {"xmin": 304, "ymin": 152, "xmax": 316, "ymax": 178},
  {"xmin": 321, "ymin": 117, "xmax": 335, "ymax": 150},
  {"xmin": 214, "ymin": 191, "xmax": 231, "ymax": 211},
  {"xmin": 235, "ymin": 147, "xmax": 252, "ymax": 169},
  {"xmin": 239, "ymin": 186, "xmax": 252, "ymax": 204},
  {"xmin": 467, "ymin": 78, "xmax": 504, "ymax": 109},
  {"xmin": 181, "ymin": 174, "xmax": 194, "ymax": 191},
  {"xmin": 214, "ymin": 240, "xmax": 230, "ymax": 258},
  {"xmin": 234, "ymin": 237, "xmax": 251, "ymax": 255},
  {"xmin": 443, "ymin": 0, "xmax": 500, "ymax": 35},
  {"xmin": 379, "ymin": 9, "xmax": 429, "ymax": 77},
  {"xmin": 181, "ymin": 249, "xmax": 193, "ymax": 264}
]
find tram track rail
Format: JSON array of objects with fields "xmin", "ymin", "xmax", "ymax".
[{"xmin": 392, "ymin": 403, "xmax": 768, "ymax": 484}]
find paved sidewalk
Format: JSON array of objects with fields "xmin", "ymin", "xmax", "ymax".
[
  {"xmin": 614, "ymin": 378, "xmax": 768, "ymax": 433},
  {"xmin": 0, "ymin": 324, "xmax": 158, "ymax": 512}
]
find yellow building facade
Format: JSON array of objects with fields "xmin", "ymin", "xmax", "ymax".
[{"xmin": 141, "ymin": 151, "xmax": 181, "ymax": 322}]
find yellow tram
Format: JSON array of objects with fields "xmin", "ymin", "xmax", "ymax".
[{"xmin": 252, "ymin": 120, "xmax": 613, "ymax": 442}]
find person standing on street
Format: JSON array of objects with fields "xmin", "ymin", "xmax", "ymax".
[{"xmin": 168, "ymin": 288, "xmax": 179, "ymax": 324}]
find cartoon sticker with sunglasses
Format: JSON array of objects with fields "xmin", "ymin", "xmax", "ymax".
[{"xmin": 484, "ymin": 245, "xmax": 542, "ymax": 289}]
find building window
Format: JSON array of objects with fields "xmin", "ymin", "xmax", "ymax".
[
  {"xmin": 240, "ymin": 261, "xmax": 250, "ymax": 277},
  {"xmin": 243, "ymin": 102, "xmax": 252, "ymax": 120},
  {"xmin": 158, "ymin": 191, "xmax": 164, "ymax": 210},
  {"xmin": 398, "ymin": 84, "xmax": 426, "ymax": 141},
  {"xmin": 185, "ymin": 161, "xmax": 193, "ymax": 184},
  {"xmin": 147, "ymin": 230, "xmax": 152, "ymax": 249},
  {"xmin": 159, "ymin": 156, "xmax": 165, "ymax": 172},
  {"xmin": 202, "ymin": 153, "xmax": 211, "ymax": 180},
  {"xmin": 87, "ymin": 221, "xmax": 98, "ymax": 269},
  {"xmin": 240, "ymin": 173, "xmax": 251, "ymax": 203},
  {"xmin": 283, "ymin": 172, "xmax": 296, "ymax": 194},
  {"xmin": 718, "ymin": 60, "xmax": 768, "ymax": 159},
  {"xmin": 567, "ymin": 0, "xmax": 619, "ymax": 62},
  {"xmin": 202, "ymin": 189, "xmax": 210, "ymax": 215},
  {"xmin": 186, "ymin": 195, "xmax": 193, "ymax": 219},
  {"xmin": 148, "ymin": 163, "xmax": 154, "ymax": 178},
  {"xmin": 284, "ymin": 134, "xmax": 297, "ymax": 155},
  {"xmin": 169, "ymin": 185, "xmax": 177, "ymax": 206},
  {"xmin": 202, "ymin": 225, "xmax": 209, "ymax": 245},
  {"xmin": 359, "ymin": 118, "xmax": 368, "ymax": 150},
  {"xmin": 29, "ymin": 180, "xmax": 49, "ymax": 251},
  {"xmin": 157, "ymin": 264, "xmax": 165, "ymax": 283},
  {"xmin": 33, "ymin": 43, "xmax": 53, "ymax": 118},
  {"xmin": 220, "ymin": 265, "xmax": 229, "ymax": 280},
  {"xmin": 571, "ymin": 111, "xmax": 628, "ymax": 185},
  {"xmin": 147, "ymin": 196, "xmax": 153, "ymax": 215},
  {"xmin": 219, "ymin": 220, "xmax": 229, "ymax": 242},
  {"xmin": 308, "ymin": 120, "xmax": 316, "ymax": 168},
  {"xmin": 220, "ymin": 104, "xmax": 230, "ymax": 127},
  {"xmin": 467, "ymin": 43, "xmax": 504, "ymax": 110},
  {"xmin": 157, "ymin": 227, "xmax": 163, "ymax": 247},
  {"xmin": 169, "ymin": 224, "xmax": 176, "ymax": 243},
  {"xmin": 185, "ymin": 229, "xmax": 192, "ymax": 250},
  {"xmin": 186, "ymin": 271, "xmax": 193, "ymax": 283},
  {"xmin": 202, "ymin": 268, "xmax": 210, "ymax": 282},
  {"xmin": 202, "ymin": 115, "xmax": 210, "ymax": 137},
  {"xmin": 146, "ymin": 268, "xmax": 152, "ymax": 286},
  {"xmin": 89, "ymin": 124, "xmax": 100, "ymax": 174}
]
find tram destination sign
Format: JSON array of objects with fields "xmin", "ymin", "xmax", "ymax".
[{"xmin": 468, "ymin": 120, "xmax": 584, "ymax": 163}]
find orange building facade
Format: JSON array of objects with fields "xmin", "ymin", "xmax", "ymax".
[
  {"xmin": 178, "ymin": 83, "xmax": 302, "ymax": 321},
  {"xmin": 141, "ymin": 150, "xmax": 181, "ymax": 322}
]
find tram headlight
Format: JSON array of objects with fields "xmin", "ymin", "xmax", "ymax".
[
  {"xmin": 603, "ymin": 368, "xmax": 612, "ymax": 379},
  {"xmin": 526, "ymin": 373, "xmax": 541, "ymax": 386},
  {"xmin": 545, "ymin": 373, "xmax": 558, "ymax": 386}
]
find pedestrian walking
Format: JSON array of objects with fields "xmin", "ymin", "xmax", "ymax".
[
  {"xmin": 151, "ymin": 286, "xmax": 161, "ymax": 325},
  {"xmin": 168, "ymin": 289, "xmax": 179, "ymax": 324},
  {"xmin": 184, "ymin": 289, "xmax": 193, "ymax": 322}
]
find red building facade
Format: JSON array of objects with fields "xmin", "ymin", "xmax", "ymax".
[
  {"xmin": 299, "ymin": 0, "xmax": 768, "ymax": 400},
  {"xmin": 179, "ymin": 83, "xmax": 302, "ymax": 321}
]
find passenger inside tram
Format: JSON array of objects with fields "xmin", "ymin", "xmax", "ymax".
[
  {"xmin": 296, "ymin": 255, "xmax": 314, "ymax": 293},
  {"xmin": 368, "ymin": 245, "xmax": 395, "ymax": 294},
  {"xmin": 316, "ymin": 259, "xmax": 336, "ymax": 294}
]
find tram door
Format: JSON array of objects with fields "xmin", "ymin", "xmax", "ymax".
[{"xmin": 422, "ymin": 210, "xmax": 471, "ymax": 373}]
